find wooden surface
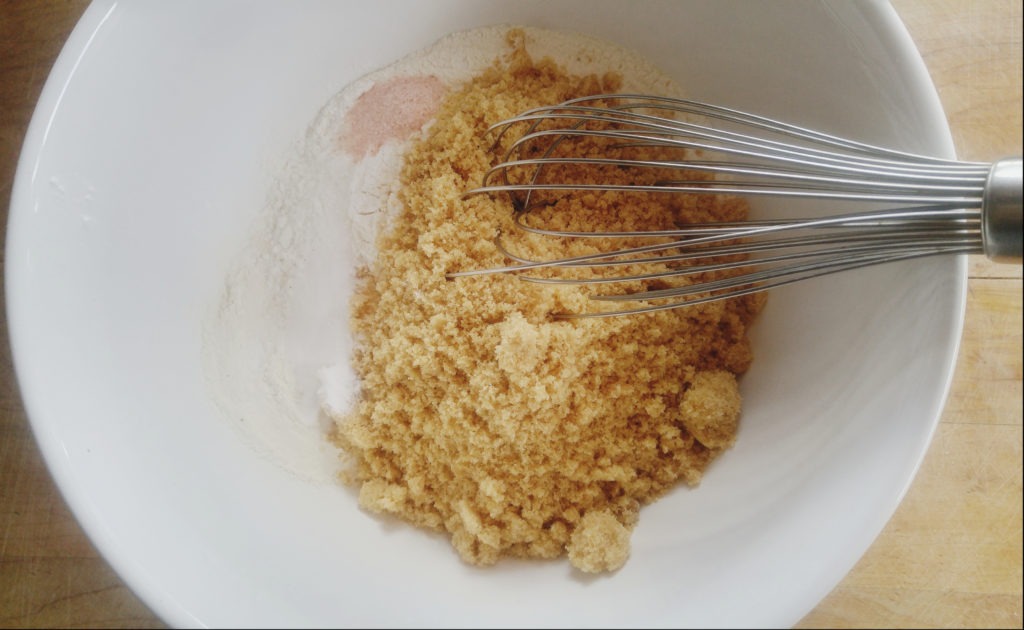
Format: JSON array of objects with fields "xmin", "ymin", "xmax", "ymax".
[{"xmin": 1, "ymin": 1, "xmax": 1020, "ymax": 628}]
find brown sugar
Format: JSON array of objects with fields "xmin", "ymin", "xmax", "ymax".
[
  {"xmin": 567, "ymin": 510, "xmax": 632, "ymax": 573},
  {"xmin": 332, "ymin": 30, "xmax": 764, "ymax": 573}
]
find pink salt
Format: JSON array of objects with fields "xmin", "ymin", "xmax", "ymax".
[{"xmin": 340, "ymin": 75, "xmax": 447, "ymax": 159}]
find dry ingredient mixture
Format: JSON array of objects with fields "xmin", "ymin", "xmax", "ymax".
[{"xmin": 332, "ymin": 30, "xmax": 763, "ymax": 573}]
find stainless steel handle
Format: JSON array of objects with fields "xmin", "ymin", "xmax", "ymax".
[{"xmin": 982, "ymin": 157, "xmax": 1023, "ymax": 263}]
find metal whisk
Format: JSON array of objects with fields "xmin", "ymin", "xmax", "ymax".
[{"xmin": 448, "ymin": 94, "xmax": 1022, "ymax": 318}]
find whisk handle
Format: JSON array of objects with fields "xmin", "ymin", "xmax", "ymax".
[{"xmin": 982, "ymin": 157, "xmax": 1023, "ymax": 263}]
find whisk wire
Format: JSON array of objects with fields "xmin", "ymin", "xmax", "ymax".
[{"xmin": 449, "ymin": 95, "xmax": 1021, "ymax": 317}]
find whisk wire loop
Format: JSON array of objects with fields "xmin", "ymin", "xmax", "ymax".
[{"xmin": 450, "ymin": 95, "xmax": 1021, "ymax": 317}]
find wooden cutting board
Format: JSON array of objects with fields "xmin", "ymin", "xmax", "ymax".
[{"xmin": 1, "ymin": 1, "xmax": 1020, "ymax": 627}]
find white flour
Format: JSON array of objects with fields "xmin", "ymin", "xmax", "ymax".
[{"xmin": 202, "ymin": 25, "xmax": 685, "ymax": 484}]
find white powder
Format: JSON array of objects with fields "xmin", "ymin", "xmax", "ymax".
[{"xmin": 202, "ymin": 25, "xmax": 685, "ymax": 484}]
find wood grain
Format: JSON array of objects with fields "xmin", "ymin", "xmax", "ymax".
[{"xmin": 1, "ymin": 1, "xmax": 1020, "ymax": 628}]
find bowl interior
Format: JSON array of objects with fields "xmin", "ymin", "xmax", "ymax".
[{"xmin": 6, "ymin": 1, "xmax": 963, "ymax": 627}]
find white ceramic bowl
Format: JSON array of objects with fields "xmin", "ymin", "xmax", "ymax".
[{"xmin": 6, "ymin": 1, "xmax": 964, "ymax": 627}]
